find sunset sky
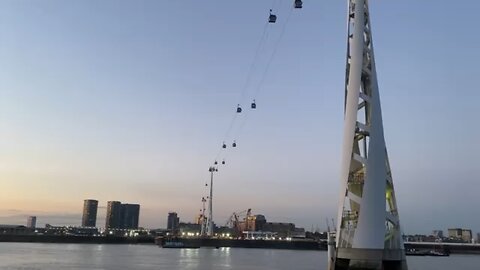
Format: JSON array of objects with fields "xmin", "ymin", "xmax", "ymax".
[{"xmin": 0, "ymin": 0, "xmax": 478, "ymax": 234}]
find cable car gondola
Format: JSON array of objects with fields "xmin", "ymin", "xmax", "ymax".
[
  {"xmin": 269, "ymin": 9, "xmax": 277, "ymax": 23},
  {"xmin": 251, "ymin": 99, "xmax": 256, "ymax": 109},
  {"xmin": 232, "ymin": 140, "xmax": 237, "ymax": 147},
  {"xmin": 237, "ymin": 104, "xmax": 242, "ymax": 113},
  {"xmin": 294, "ymin": 0, "xmax": 303, "ymax": 9},
  {"xmin": 222, "ymin": 160, "xmax": 226, "ymax": 165},
  {"xmin": 222, "ymin": 142, "xmax": 227, "ymax": 148},
  {"xmin": 214, "ymin": 160, "xmax": 218, "ymax": 165}
]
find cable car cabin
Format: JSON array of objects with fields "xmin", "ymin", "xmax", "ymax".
[
  {"xmin": 222, "ymin": 160, "xmax": 226, "ymax": 165},
  {"xmin": 222, "ymin": 142, "xmax": 227, "ymax": 148},
  {"xmin": 294, "ymin": 0, "xmax": 303, "ymax": 9},
  {"xmin": 214, "ymin": 161, "xmax": 218, "ymax": 165},
  {"xmin": 232, "ymin": 141, "xmax": 237, "ymax": 147},
  {"xmin": 237, "ymin": 105, "xmax": 242, "ymax": 113},
  {"xmin": 269, "ymin": 10, "xmax": 277, "ymax": 23},
  {"xmin": 251, "ymin": 100, "xmax": 256, "ymax": 109}
]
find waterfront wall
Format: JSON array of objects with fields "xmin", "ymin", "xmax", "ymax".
[{"xmin": 405, "ymin": 242, "xmax": 480, "ymax": 255}]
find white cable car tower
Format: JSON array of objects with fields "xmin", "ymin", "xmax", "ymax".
[
  {"xmin": 329, "ymin": 0, "xmax": 408, "ymax": 269},
  {"xmin": 207, "ymin": 166, "xmax": 216, "ymax": 237}
]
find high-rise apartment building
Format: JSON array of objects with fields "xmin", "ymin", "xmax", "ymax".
[
  {"xmin": 106, "ymin": 201, "xmax": 140, "ymax": 229},
  {"xmin": 82, "ymin": 199, "xmax": 98, "ymax": 227},
  {"xmin": 27, "ymin": 216, "xmax": 37, "ymax": 229},
  {"xmin": 121, "ymin": 204, "xmax": 140, "ymax": 229},
  {"xmin": 106, "ymin": 201, "xmax": 122, "ymax": 229},
  {"xmin": 167, "ymin": 212, "xmax": 179, "ymax": 230}
]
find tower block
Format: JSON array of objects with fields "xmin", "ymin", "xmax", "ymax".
[{"xmin": 331, "ymin": 0, "xmax": 408, "ymax": 269}]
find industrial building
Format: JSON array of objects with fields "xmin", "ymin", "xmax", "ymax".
[
  {"xmin": 245, "ymin": 214, "xmax": 266, "ymax": 231},
  {"xmin": 448, "ymin": 228, "xmax": 473, "ymax": 243},
  {"xmin": 263, "ymin": 222, "xmax": 296, "ymax": 238},
  {"xmin": 0, "ymin": 225, "xmax": 32, "ymax": 235},
  {"xmin": 178, "ymin": 223, "xmax": 201, "ymax": 236},
  {"xmin": 224, "ymin": 209, "xmax": 304, "ymax": 239}
]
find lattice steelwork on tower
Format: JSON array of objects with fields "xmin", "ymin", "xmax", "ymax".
[{"xmin": 331, "ymin": 0, "xmax": 408, "ymax": 269}]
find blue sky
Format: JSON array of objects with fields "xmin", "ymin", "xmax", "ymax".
[{"xmin": 0, "ymin": 0, "xmax": 478, "ymax": 234}]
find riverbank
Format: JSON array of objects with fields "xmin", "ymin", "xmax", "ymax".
[
  {"xmin": 0, "ymin": 234, "xmax": 154, "ymax": 244},
  {"xmin": 2, "ymin": 234, "xmax": 480, "ymax": 256},
  {"xmin": 2, "ymin": 243, "xmax": 480, "ymax": 270},
  {"xmin": 405, "ymin": 242, "xmax": 480, "ymax": 255}
]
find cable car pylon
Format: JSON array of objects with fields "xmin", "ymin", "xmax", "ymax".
[{"xmin": 329, "ymin": 0, "xmax": 408, "ymax": 269}]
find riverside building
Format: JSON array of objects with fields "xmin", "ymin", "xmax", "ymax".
[
  {"xmin": 82, "ymin": 199, "xmax": 98, "ymax": 227},
  {"xmin": 105, "ymin": 201, "xmax": 140, "ymax": 229},
  {"xmin": 27, "ymin": 216, "xmax": 37, "ymax": 229}
]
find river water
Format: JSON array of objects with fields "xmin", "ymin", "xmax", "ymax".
[{"xmin": 0, "ymin": 243, "xmax": 479, "ymax": 270}]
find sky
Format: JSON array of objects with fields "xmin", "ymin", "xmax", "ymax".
[{"xmin": 0, "ymin": 0, "xmax": 478, "ymax": 234}]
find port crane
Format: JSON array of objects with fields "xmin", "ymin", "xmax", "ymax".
[{"xmin": 225, "ymin": 209, "xmax": 252, "ymax": 238}]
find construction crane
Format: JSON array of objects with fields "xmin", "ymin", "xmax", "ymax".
[
  {"xmin": 225, "ymin": 208, "xmax": 253, "ymax": 238},
  {"xmin": 200, "ymin": 197, "xmax": 207, "ymax": 236}
]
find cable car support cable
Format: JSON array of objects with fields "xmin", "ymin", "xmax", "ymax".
[{"xmin": 211, "ymin": 2, "xmax": 298, "ymax": 167}]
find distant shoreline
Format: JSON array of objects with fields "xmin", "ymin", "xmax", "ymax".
[
  {"xmin": 2, "ymin": 235, "xmax": 480, "ymax": 256},
  {"xmin": 0, "ymin": 234, "xmax": 154, "ymax": 244}
]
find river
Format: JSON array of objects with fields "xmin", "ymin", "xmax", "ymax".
[{"xmin": 0, "ymin": 243, "xmax": 479, "ymax": 269}]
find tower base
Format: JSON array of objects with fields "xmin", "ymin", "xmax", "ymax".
[{"xmin": 332, "ymin": 248, "xmax": 408, "ymax": 270}]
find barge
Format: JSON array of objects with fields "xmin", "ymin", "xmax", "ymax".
[{"xmin": 156, "ymin": 237, "xmax": 324, "ymax": 250}]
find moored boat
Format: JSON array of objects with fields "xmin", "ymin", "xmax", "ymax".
[
  {"xmin": 428, "ymin": 250, "xmax": 449, "ymax": 257},
  {"xmin": 405, "ymin": 248, "xmax": 449, "ymax": 257}
]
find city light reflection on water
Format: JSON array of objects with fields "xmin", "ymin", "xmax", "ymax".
[{"xmin": 0, "ymin": 243, "xmax": 479, "ymax": 270}]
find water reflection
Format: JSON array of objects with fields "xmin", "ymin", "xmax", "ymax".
[{"xmin": 0, "ymin": 243, "xmax": 479, "ymax": 270}]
